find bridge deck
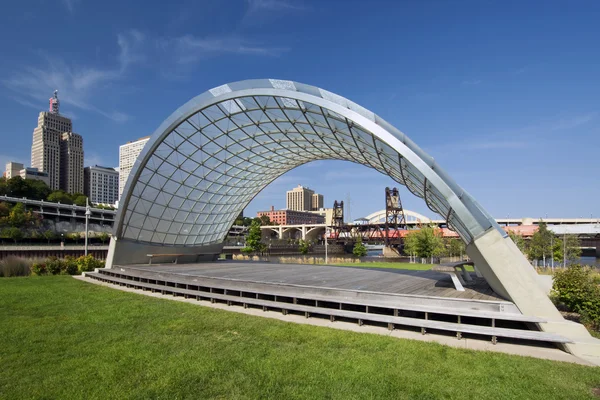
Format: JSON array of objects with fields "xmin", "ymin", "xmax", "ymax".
[{"xmin": 120, "ymin": 261, "xmax": 503, "ymax": 302}]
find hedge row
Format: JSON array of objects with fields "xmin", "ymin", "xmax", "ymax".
[
  {"xmin": 552, "ymin": 265, "xmax": 600, "ymax": 331},
  {"xmin": 31, "ymin": 255, "xmax": 104, "ymax": 276}
]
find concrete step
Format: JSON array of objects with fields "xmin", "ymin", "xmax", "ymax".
[{"xmin": 86, "ymin": 270, "xmax": 571, "ymax": 345}]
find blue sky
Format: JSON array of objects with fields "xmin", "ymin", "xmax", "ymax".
[{"xmin": 1, "ymin": 0, "xmax": 599, "ymax": 220}]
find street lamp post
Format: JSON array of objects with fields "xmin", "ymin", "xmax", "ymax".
[
  {"xmin": 325, "ymin": 228, "xmax": 329, "ymax": 265},
  {"xmin": 563, "ymin": 231, "xmax": 567, "ymax": 267},
  {"xmin": 550, "ymin": 234, "xmax": 554, "ymax": 271},
  {"xmin": 84, "ymin": 198, "xmax": 91, "ymax": 256}
]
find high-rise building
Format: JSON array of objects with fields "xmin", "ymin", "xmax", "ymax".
[
  {"xmin": 31, "ymin": 90, "xmax": 83, "ymax": 193},
  {"xmin": 4, "ymin": 162, "xmax": 50, "ymax": 185},
  {"xmin": 311, "ymin": 193, "xmax": 324, "ymax": 210},
  {"xmin": 286, "ymin": 185, "xmax": 324, "ymax": 211},
  {"xmin": 119, "ymin": 136, "xmax": 150, "ymax": 198},
  {"xmin": 84, "ymin": 165, "xmax": 119, "ymax": 205},
  {"xmin": 286, "ymin": 185, "xmax": 314, "ymax": 211},
  {"xmin": 61, "ymin": 132, "xmax": 84, "ymax": 194},
  {"xmin": 5, "ymin": 162, "xmax": 23, "ymax": 179}
]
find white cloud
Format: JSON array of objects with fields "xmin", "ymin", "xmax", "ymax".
[
  {"xmin": 246, "ymin": 0, "xmax": 305, "ymax": 12},
  {"xmin": 550, "ymin": 112, "xmax": 597, "ymax": 131},
  {"xmin": 157, "ymin": 34, "xmax": 289, "ymax": 66},
  {"xmin": 3, "ymin": 31, "xmax": 143, "ymax": 123},
  {"xmin": 61, "ymin": 0, "xmax": 80, "ymax": 13}
]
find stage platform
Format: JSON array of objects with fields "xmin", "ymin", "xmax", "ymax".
[{"xmin": 85, "ymin": 261, "xmax": 573, "ymax": 348}]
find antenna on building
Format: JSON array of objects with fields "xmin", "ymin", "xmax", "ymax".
[{"xmin": 49, "ymin": 90, "xmax": 60, "ymax": 115}]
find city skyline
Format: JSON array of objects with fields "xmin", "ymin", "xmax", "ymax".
[{"xmin": 0, "ymin": 1, "xmax": 598, "ymax": 220}]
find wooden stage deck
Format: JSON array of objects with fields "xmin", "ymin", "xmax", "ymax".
[{"xmin": 124, "ymin": 261, "xmax": 503, "ymax": 302}]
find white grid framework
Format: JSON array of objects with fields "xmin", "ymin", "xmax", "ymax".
[{"xmin": 116, "ymin": 79, "xmax": 504, "ymax": 249}]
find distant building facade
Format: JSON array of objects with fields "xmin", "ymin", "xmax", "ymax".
[
  {"xmin": 31, "ymin": 91, "xmax": 83, "ymax": 193},
  {"xmin": 84, "ymin": 165, "xmax": 119, "ymax": 205},
  {"xmin": 60, "ymin": 132, "xmax": 84, "ymax": 194},
  {"xmin": 308, "ymin": 208, "xmax": 334, "ymax": 225},
  {"xmin": 4, "ymin": 162, "xmax": 49, "ymax": 185},
  {"xmin": 286, "ymin": 185, "xmax": 324, "ymax": 211},
  {"xmin": 119, "ymin": 136, "xmax": 150, "ymax": 198},
  {"xmin": 257, "ymin": 206, "xmax": 325, "ymax": 225},
  {"xmin": 311, "ymin": 193, "xmax": 324, "ymax": 210}
]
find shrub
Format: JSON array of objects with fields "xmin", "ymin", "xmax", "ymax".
[
  {"xmin": 31, "ymin": 262, "xmax": 47, "ymax": 276},
  {"xmin": 61, "ymin": 256, "xmax": 78, "ymax": 275},
  {"xmin": 46, "ymin": 257, "xmax": 63, "ymax": 275},
  {"xmin": 76, "ymin": 255, "xmax": 103, "ymax": 273},
  {"xmin": 0, "ymin": 256, "xmax": 31, "ymax": 277},
  {"xmin": 553, "ymin": 265, "xmax": 600, "ymax": 331},
  {"xmin": 353, "ymin": 239, "xmax": 367, "ymax": 258}
]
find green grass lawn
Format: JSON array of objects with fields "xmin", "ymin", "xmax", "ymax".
[{"xmin": 1, "ymin": 277, "xmax": 599, "ymax": 399}]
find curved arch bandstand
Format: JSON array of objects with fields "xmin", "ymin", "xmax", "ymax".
[{"xmin": 109, "ymin": 80, "xmax": 593, "ymax": 352}]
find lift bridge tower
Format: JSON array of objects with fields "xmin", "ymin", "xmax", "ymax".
[{"xmin": 384, "ymin": 187, "xmax": 407, "ymax": 245}]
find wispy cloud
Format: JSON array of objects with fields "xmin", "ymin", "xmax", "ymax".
[
  {"xmin": 85, "ymin": 152, "xmax": 109, "ymax": 167},
  {"xmin": 462, "ymin": 79, "xmax": 482, "ymax": 86},
  {"xmin": 242, "ymin": 0, "xmax": 307, "ymax": 26},
  {"xmin": 465, "ymin": 140, "xmax": 528, "ymax": 150},
  {"xmin": 61, "ymin": 0, "xmax": 80, "ymax": 13},
  {"xmin": 246, "ymin": 0, "xmax": 305, "ymax": 12},
  {"xmin": 550, "ymin": 112, "xmax": 597, "ymax": 131},
  {"xmin": 429, "ymin": 111, "xmax": 597, "ymax": 155},
  {"xmin": 157, "ymin": 34, "xmax": 289, "ymax": 66},
  {"xmin": 3, "ymin": 31, "xmax": 144, "ymax": 123},
  {"xmin": 5, "ymin": 26, "xmax": 289, "ymax": 118}
]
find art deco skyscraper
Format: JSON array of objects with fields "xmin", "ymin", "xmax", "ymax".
[{"xmin": 31, "ymin": 90, "xmax": 84, "ymax": 193}]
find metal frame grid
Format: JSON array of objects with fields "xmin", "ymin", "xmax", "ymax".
[{"xmin": 117, "ymin": 79, "xmax": 503, "ymax": 248}]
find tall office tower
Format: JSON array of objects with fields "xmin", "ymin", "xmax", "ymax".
[
  {"xmin": 286, "ymin": 185, "xmax": 315, "ymax": 211},
  {"xmin": 84, "ymin": 165, "xmax": 119, "ymax": 205},
  {"xmin": 61, "ymin": 132, "xmax": 84, "ymax": 194},
  {"xmin": 119, "ymin": 136, "xmax": 150, "ymax": 198},
  {"xmin": 311, "ymin": 193, "xmax": 324, "ymax": 210},
  {"xmin": 31, "ymin": 90, "xmax": 83, "ymax": 193}
]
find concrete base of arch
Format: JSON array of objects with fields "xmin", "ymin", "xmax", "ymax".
[
  {"xmin": 105, "ymin": 238, "xmax": 224, "ymax": 269},
  {"xmin": 466, "ymin": 228, "xmax": 600, "ymax": 364}
]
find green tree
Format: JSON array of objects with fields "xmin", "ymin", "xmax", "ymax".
[
  {"xmin": 528, "ymin": 220, "xmax": 554, "ymax": 264},
  {"xmin": 257, "ymin": 215, "xmax": 272, "ymax": 226},
  {"xmin": 352, "ymin": 237, "xmax": 367, "ymax": 257},
  {"xmin": 241, "ymin": 219, "xmax": 266, "ymax": 254},
  {"xmin": 43, "ymin": 230, "xmax": 59, "ymax": 244},
  {"xmin": 47, "ymin": 190, "xmax": 73, "ymax": 204},
  {"xmin": 508, "ymin": 231, "xmax": 527, "ymax": 254},
  {"xmin": 73, "ymin": 195, "xmax": 88, "ymax": 207},
  {"xmin": 403, "ymin": 231, "xmax": 419, "ymax": 260},
  {"xmin": 6, "ymin": 176, "xmax": 27, "ymax": 197},
  {"xmin": 242, "ymin": 217, "xmax": 253, "ymax": 226},
  {"xmin": 0, "ymin": 202, "xmax": 11, "ymax": 220},
  {"xmin": 67, "ymin": 232, "xmax": 81, "ymax": 244},
  {"xmin": 552, "ymin": 235, "xmax": 582, "ymax": 266},
  {"xmin": 298, "ymin": 239, "xmax": 310, "ymax": 255},
  {"xmin": 7, "ymin": 203, "xmax": 27, "ymax": 227},
  {"xmin": 0, "ymin": 177, "xmax": 6, "ymax": 196},
  {"xmin": 98, "ymin": 232, "xmax": 110, "ymax": 244},
  {"xmin": 27, "ymin": 179, "xmax": 51, "ymax": 200},
  {"xmin": 445, "ymin": 237, "xmax": 465, "ymax": 259},
  {"xmin": 403, "ymin": 225, "xmax": 445, "ymax": 262},
  {"xmin": 2, "ymin": 227, "xmax": 23, "ymax": 243}
]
